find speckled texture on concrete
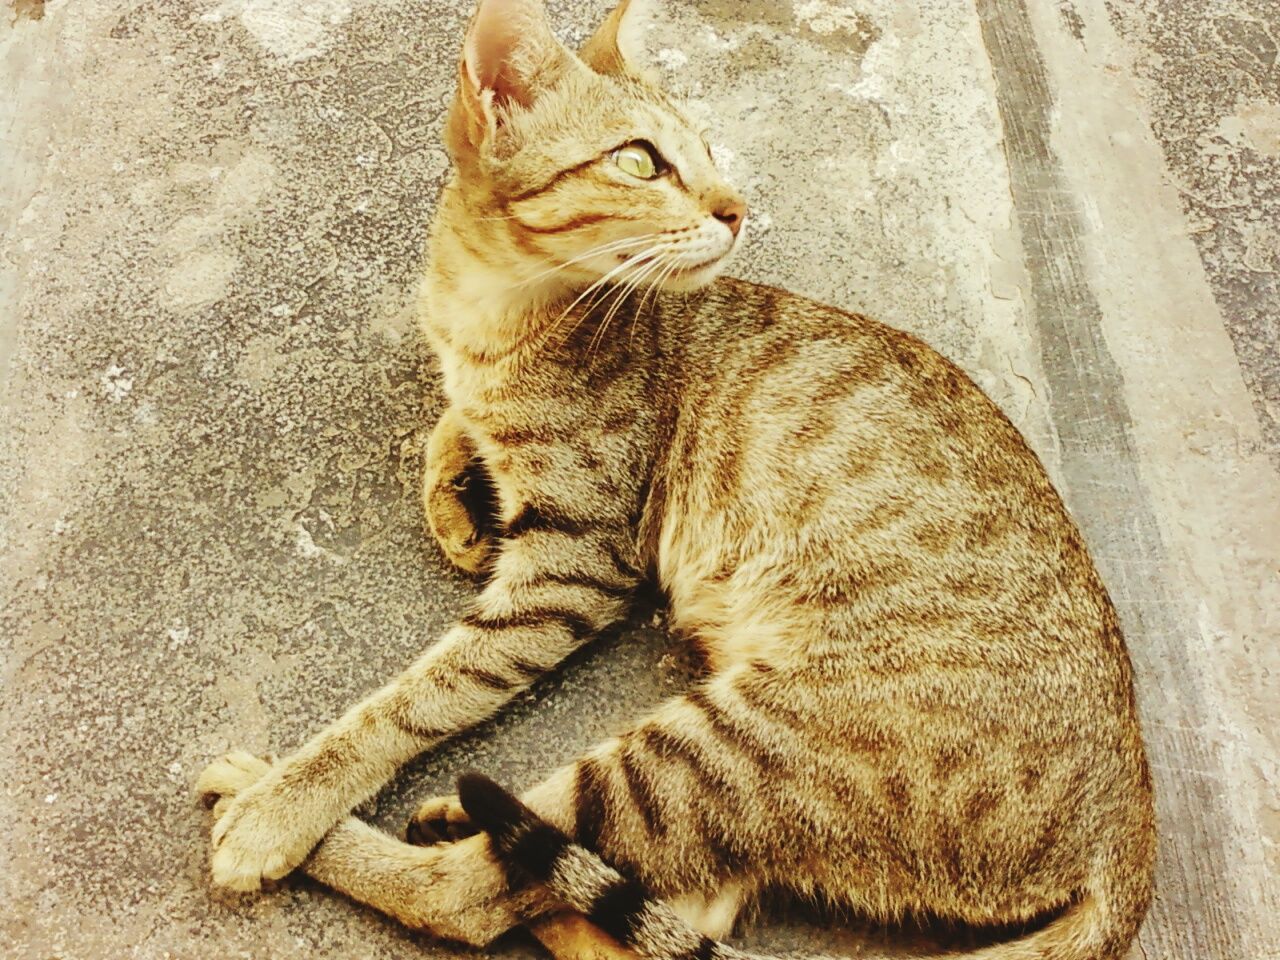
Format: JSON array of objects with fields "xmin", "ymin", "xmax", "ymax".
[
  {"xmin": 1104, "ymin": 0, "xmax": 1280, "ymax": 469},
  {"xmin": 1, "ymin": 1, "xmax": 1276, "ymax": 958}
]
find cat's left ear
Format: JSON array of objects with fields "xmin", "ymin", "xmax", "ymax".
[{"xmin": 579, "ymin": 0, "xmax": 655, "ymax": 81}]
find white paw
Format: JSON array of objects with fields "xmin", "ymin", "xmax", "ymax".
[
  {"xmin": 198, "ymin": 752, "xmax": 325, "ymax": 892},
  {"xmin": 197, "ymin": 750, "xmax": 272, "ymax": 819},
  {"xmin": 406, "ymin": 793, "xmax": 474, "ymax": 845}
]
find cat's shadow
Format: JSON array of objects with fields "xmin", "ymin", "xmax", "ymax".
[{"xmin": 346, "ymin": 890, "xmax": 1068, "ymax": 959}]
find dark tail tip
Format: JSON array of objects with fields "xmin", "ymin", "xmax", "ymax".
[
  {"xmin": 456, "ymin": 772, "xmax": 528, "ymax": 840},
  {"xmin": 456, "ymin": 772, "xmax": 571, "ymax": 883}
]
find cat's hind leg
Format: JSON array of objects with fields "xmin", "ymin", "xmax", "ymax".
[
  {"xmin": 198, "ymin": 752, "xmax": 738, "ymax": 951},
  {"xmin": 453, "ymin": 766, "xmax": 758, "ymax": 960},
  {"xmin": 527, "ymin": 888, "xmax": 749, "ymax": 960},
  {"xmin": 402, "ymin": 796, "xmax": 618, "ymax": 960},
  {"xmin": 405, "ymin": 793, "xmax": 749, "ymax": 959},
  {"xmin": 406, "ymin": 792, "xmax": 476, "ymax": 845},
  {"xmin": 402, "ymin": 817, "xmax": 745, "ymax": 960},
  {"xmin": 399, "ymin": 670, "xmax": 774, "ymax": 952},
  {"xmin": 529, "ymin": 913, "xmax": 639, "ymax": 960}
]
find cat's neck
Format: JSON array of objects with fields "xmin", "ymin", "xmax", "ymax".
[
  {"xmin": 424, "ymin": 181, "xmax": 655, "ymax": 399},
  {"xmin": 422, "ymin": 184, "xmax": 571, "ymax": 394}
]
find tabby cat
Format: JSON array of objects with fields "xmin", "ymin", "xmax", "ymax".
[{"xmin": 197, "ymin": 1, "xmax": 1156, "ymax": 958}]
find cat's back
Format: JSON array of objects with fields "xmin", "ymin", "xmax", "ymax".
[
  {"xmin": 658, "ymin": 275, "xmax": 1118, "ymax": 674},
  {"xmin": 668, "ymin": 275, "xmax": 1050, "ymax": 497},
  {"xmin": 676, "ymin": 275, "xmax": 886, "ymax": 359},
  {"xmin": 676, "ymin": 275, "xmax": 989, "ymax": 417}
]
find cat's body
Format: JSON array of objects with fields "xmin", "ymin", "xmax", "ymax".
[{"xmin": 198, "ymin": 2, "xmax": 1155, "ymax": 958}]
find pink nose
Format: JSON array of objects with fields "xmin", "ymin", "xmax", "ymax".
[{"xmin": 713, "ymin": 198, "xmax": 748, "ymax": 237}]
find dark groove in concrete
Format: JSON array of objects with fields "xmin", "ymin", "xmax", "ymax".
[
  {"xmin": 1102, "ymin": 0, "xmax": 1280, "ymax": 471},
  {"xmin": 976, "ymin": 1, "xmax": 1245, "ymax": 955}
]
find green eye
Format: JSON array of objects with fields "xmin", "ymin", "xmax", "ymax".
[{"xmin": 613, "ymin": 142, "xmax": 663, "ymax": 179}]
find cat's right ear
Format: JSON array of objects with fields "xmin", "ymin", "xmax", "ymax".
[{"xmin": 446, "ymin": 0, "xmax": 573, "ymax": 160}]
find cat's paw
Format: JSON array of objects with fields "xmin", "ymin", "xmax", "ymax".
[
  {"xmin": 200, "ymin": 759, "xmax": 329, "ymax": 892},
  {"xmin": 196, "ymin": 750, "xmax": 272, "ymax": 821},
  {"xmin": 423, "ymin": 459, "xmax": 496, "ymax": 575},
  {"xmin": 406, "ymin": 793, "xmax": 476, "ymax": 846}
]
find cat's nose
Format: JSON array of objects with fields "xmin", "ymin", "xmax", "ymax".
[{"xmin": 713, "ymin": 198, "xmax": 748, "ymax": 237}]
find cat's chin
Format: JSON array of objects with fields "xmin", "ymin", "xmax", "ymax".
[{"xmin": 659, "ymin": 255, "xmax": 731, "ymax": 293}]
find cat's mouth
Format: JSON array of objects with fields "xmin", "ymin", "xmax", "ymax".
[
  {"xmin": 616, "ymin": 251, "xmax": 728, "ymax": 276},
  {"xmin": 670, "ymin": 254, "xmax": 726, "ymax": 274}
]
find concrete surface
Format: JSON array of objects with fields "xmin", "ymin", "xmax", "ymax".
[{"xmin": 1, "ymin": 1, "xmax": 1277, "ymax": 958}]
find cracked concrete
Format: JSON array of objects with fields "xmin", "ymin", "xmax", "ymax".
[{"xmin": 1, "ymin": 1, "xmax": 1276, "ymax": 958}]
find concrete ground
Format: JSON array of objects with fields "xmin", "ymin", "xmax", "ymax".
[{"xmin": 2, "ymin": 0, "xmax": 1277, "ymax": 958}]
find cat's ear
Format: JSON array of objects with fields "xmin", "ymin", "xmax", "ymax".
[
  {"xmin": 464, "ymin": 0, "xmax": 571, "ymax": 109},
  {"xmin": 579, "ymin": 0, "xmax": 654, "ymax": 80},
  {"xmin": 447, "ymin": 0, "xmax": 574, "ymax": 158}
]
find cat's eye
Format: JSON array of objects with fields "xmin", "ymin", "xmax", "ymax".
[{"xmin": 613, "ymin": 142, "xmax": 665, "ymax": 180}]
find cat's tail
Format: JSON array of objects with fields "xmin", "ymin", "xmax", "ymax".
[
  {"xmin": 457, "ymin": 772, "xmax": 749, "ymax": 960},
  {"xmin": 456, "ymin": 773, "xmax": 1149, "ymax": 960}
]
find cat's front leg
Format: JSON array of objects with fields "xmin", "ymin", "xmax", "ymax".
[
  {"xmin": 423, "ymin": 405, "xmax": 496, "ymax": 574},
  {"xmin": 203, "ymin": 516, "xmax": 641, "ymax": 891},
  {"xmin": 198, "ymin": 751, "xmax": 540, "ymax": 944}
]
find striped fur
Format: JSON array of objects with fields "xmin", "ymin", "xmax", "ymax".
[
  {"xmin": 458, "ymin": 772, "xmax": 732, "ymax": 960},
  {"xmin": 199, "ymin": 2, "xmax": 1155, "ymax": 958},
  {"xmin": 457, "ymin": 773, "xmax": 1126, "ymax": 960}
]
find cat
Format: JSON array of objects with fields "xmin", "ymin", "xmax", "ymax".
[{"xmin": 197, "ymin": 0, "xmax": 1156, "ymax": 958}]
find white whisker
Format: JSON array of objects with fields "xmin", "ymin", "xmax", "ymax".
[
  {"xmin": 513, "ymin": 234, "xmax": 663, "ymax": 290},
  {"xmin": 590, "ymin": 256, "xmax": 667, "ymax": 356},
  {"xmin": 535, "ymin": 244, "xmax": 668, "ymax": 351},
  {"xmin": 631, "ymin": 256, "xmax": 679, "ymax": 347}
]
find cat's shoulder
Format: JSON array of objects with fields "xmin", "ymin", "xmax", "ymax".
[
  {"xmin": 702, "ymin": 275, "xmax": 909, "ymax": 348},
  {"xmin": 693, "ymin": 276, "xmax": 981, "ymax": 396}
]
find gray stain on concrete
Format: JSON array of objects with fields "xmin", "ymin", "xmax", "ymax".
[{"xmin": 1105, "ymin": 0, "xmax": 1280, "ymax": 469}]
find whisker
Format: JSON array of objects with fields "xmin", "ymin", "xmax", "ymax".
[
  {"xmin": 535, "ymin": 245, "xmax": 667, "ymax": 351},
  {"xmin": 589, "ymin": 274, "xmax": 641, "ymax": 355},
  {"xmin": 616, "ymin": 256, "xmax": 668, "ymax": 328},
  {"xmin": 631, "ymin": 256, "xmax": 678, "ymax": 347},
  {"xmin": 644, "ymin": 258, "xmax": 681, "ymax": 319},
  {"xmin": 572, "ymin": 253, "xmax": 663, "ymax": 349},
  {"xmin": 513, "ymin": 234, "xmax": 663, "ymax": 290},
  {"xmin": 591, "ymin": 257, "xmax": 666, "ymax": 356},
  {"xmin": 640, "ymin": 257, "xmax": 675, "ymax": 317},
  {"xmin": 490, "ymin": 235, "xmax": 656, "ymax": 299}
]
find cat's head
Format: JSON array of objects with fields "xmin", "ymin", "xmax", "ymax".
[{"xmin": 441, "ymin": 0, "xmax": 746, "ymax": 297}]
